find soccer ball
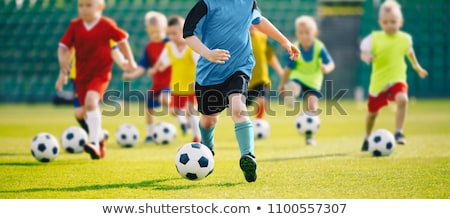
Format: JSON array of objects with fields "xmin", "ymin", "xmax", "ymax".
[
  {"xmin": 295, "ymin": 113, "xmax": 320, "ymax": 135},
  {"xmin": 100, "ymin": 129, "xmax": 110, "ymax": 141},
  {"xmin": 253, "ymin": 119, "xmax": 270, "ymax": 139},
  {"xmin": 368, "ymin": 129, "xmax": 396, "ymax": 156},
  {"xmin": 61, "ymin": 126, "xmax": 88, "ymax": 153},
  {"xmin": 153, "ymin": 122, "xmax": 177, "ymax": 145},
  {"xmin": 175, "ymin": 143, "xmax": 214, "ymax": 180},
  {"xmin": 31, "ymin": 133, "xmax": 60, "ymax": 162},
  {"xmin": 115, "ymin": 123, "xmax": 139, "ymax": 148}
]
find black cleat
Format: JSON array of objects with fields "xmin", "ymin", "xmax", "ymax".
[
  {"xmin": 240, "ymin": 154, "xmax": 257, "ymax": 182},
  {"xmin": 181, "ymin": 123, "xmax": 188, "ymax": 136},
  {"xmin": 361, "ymin": 138, "xmax": 369, "ymax": 151},
  {"xmin": 84, "ymin": 143, "xmax": 101, "ymax": 160},
  {"xmin": 395, "ymin": 132, "xmax": 406, "ymax": 145}
]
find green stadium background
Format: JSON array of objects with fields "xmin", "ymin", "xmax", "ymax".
[{"xmin": 0, "ymin": 0, "xmax": 448, "ymax": 102}]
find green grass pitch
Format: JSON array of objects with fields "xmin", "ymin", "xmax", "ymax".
[{"xmin": 0, "ymin": 99, "xmax": 449, "ymax": 198}]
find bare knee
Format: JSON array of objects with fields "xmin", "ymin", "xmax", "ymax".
[
  {"xmin": 396, "ymin": 93, "xmax": 408, "ymax": 106},
  {"xmin": 74, "ymin": 107, "xmax": 85, "ymax": 120},
  {"xmin": 367, "ymin": 112, "xmax": 378, "ymax": 119},
  {"xmin": 200, "ymin": 115, "xmax": 219, "ymax": 128}
]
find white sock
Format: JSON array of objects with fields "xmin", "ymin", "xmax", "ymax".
[
  {"xmin": 176, "ymin": 113, "xmax": 187, "ymax": 125},
  {"xmin": 395, "ymin": 129, "xmax": 403, "ymax": 134},
  {"xmin": 86, "ymin": 109, "xmax": 101, "ymax": 149},
  {"xmin": 146, "ymin": 124, "xmax": 155, "ymax": 137},
  {"xmin": 189, "ymin": 115, "xmax": 201, "ymax": 139}
]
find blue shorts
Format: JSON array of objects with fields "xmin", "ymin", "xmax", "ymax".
[
  {"xmin": 71, "ymin": 80, "xmax": 81, "ymax": 108},
  {"xmin": 292, "ymin": 79, "xmax": 323, "ymax": 99},
  {"xmin": 147, "ymin": 87, "xmax": 170, "ymax": 109}
]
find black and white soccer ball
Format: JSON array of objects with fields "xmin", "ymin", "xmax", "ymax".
[
  {"xmin": 295, "ymin": 113, "xmax": 320, "ymax": 135},
  {"xmin": 61, "ymin": 126, "xmax": 88, "ymax": 153},
  {"xmin": 252, "ymin": 119, "xmax": 270, "ymax": 139},
  {"xmin": 175, "ymin": 143, "xmax": 214, "ymax": 180},
  {"xmin": 31, "ymin": 133, "xmax": 60, "ymax": 162},
  {"xmin": 153, "ymin": 122, "xmax": 176, "ymax": 145},
  {"xmin": 368, "ymin": 129, "xmax": 396, "ymax": 156},
  {"xmin": 115, "ymin": 123, "xmax": 139, "ymax": 148},
  {"xmin": 100, "ymin": 129, "xmax": 109, "ymax": 141}
]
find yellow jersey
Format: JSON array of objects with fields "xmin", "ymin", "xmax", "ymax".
[
  {"xmin": 165, "ymin": 43, "xmax": 197, "ymax": 95},
  {"xmin": 249, "ymin": 30, "xmax": 274, "ymax": 88}
]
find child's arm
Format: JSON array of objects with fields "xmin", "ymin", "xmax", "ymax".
[
  {"xmin": 320, "ymin": 47, "xmax": 335, "ymax": 74},
  {"xmin": 321, "ymin": 62, "xmax": 335, "ymax": 75},
  {"xmin": 122, "ymin": 67, "xmax": 146, "ymax": 81},
  {"xmin": 360, "ymin": 35, "xmax": 373, "ymax": 64},
  {"xmin": 254, "ymin": 17, "xmax": 300, "ymax": 60},
  {"xmin": 407, "ymin": 48, "xmax": 428, "ymax": 78},
  {"xmin": 185, "ymin": 36, "xmax": 230, "ymax": 64},
  {"xmin": 269, "ymin": 55, "xmax": 284, "ymax": 77},
  {"xmin": 117, "ymin": 40, "xmax": 137, "ymax": 72},
  {"xmin": 278, "ymin": 67, "xmax": 292, "ymax": 95},
  {"xmin": 55, "ymin": 45, "xmax": 70, "ymax": 90},
  {"xmin": 111, "ymin": 46, "xmax": 129, "ymax": 71}
]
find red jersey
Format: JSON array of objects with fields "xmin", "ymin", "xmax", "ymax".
[
  {"xmin": 138, "ymin": 40, "xmax": 172, "ymax": 91},
  {"xmin": 60, "ymin": 17, "xmax": 128, "ymax": 83}
]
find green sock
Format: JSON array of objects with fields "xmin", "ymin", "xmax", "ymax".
[
  {"xmin": 235, "ymin": 120, "xmax": 254, "ymax": 156},
  {"xmin": 199, "ymin": 123, "xmax": 215, "ymax": 151}
]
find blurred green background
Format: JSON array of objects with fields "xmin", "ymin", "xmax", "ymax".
[{"xmin": 0, "ymin": 0, "xmax": 448, "ymax": 102}]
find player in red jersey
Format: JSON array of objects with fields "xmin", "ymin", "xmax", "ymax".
[
  {"xmin": 56, "ymin": 0, "xmax": 137, "ymax": 160},
  {"xmin": 122, "ymin": 11, "xmax": 175, "ymax": 143}
]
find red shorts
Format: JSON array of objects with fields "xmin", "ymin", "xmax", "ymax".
[
  {"xmin": 172, "ymin": 94, "xmax": 196, "ymax": 109},
  {"xmin": 368, "ymin": 82, "xmax": 408, "ymax": 113},
  {"xmin": 75, "ymin": 77, "xmax": 110, "ymax": 106}
]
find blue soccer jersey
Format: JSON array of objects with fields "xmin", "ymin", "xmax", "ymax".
[{"xmin": 183, "ymin": 0, "xmax": 262, "ymax": 86}]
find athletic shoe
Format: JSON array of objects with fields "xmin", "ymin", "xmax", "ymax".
[
  {"xmin": 144, "ymin": 136, "xmax": 154, "ymax": 143},
  {"xmin": 361, "ymin": 138, "xmax": 369, "ymax": 151},
  {"xmin": 395, "ymin": 132, "xmax": 406, "ymax": 145},
  {"xmin": 99, "ymin": 139, "xmax": 106, "ymax": 158},
  {"xmin": 240, "ymin": 154, "xmax": 257, "ymax": 182},
  {"xmin": 306, "ymin": 137, "xmax": 316, "ymax": 146},
  {"xmin": 181, "ymin": 123, "xmax": 188, "ymax": 136},
  {"xmin": 84, "ymin": 142, "xmax": 101, "ymax": 160}
]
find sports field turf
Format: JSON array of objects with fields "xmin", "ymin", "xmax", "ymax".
[{"xmin": 0, "ymin": 99, "xmax": 449, "ymax": 198}]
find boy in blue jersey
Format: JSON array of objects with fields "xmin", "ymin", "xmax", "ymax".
[{"xmin": 183, "ymin": 0, "xmax": 300, "ymax": 182}]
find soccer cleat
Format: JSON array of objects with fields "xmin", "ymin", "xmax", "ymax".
[
  {"xmin": 99, "ymin": 139, "xmax": 106, "ymax": 159},
  {"xmin": 306, "ymin": 137, "xmax": 316, "ymax": 146},
  {"xmin": 144, "ymin": 136, "xmax": 154, "ymax": 143},
  {"xmin": 84, "ymin": 142, "xmax": 101, "ymax": 160},
  {"xmin": 240, "ymin": 154, "xmax": 257, "ymax": 182},
  {"xmin": 181, "ymin": 123, "xmax": 188, "ymax": 136},
  {"xmin": 395, "ymin": 132, "xmax": 406, "ymax": 145},
  {"xmin": 361, "ymin": 138, "xmax": 369, "ymax": 151},
  {"xmin": 193, "ymin": 137, "xmax": 200, "ymax": 143}
]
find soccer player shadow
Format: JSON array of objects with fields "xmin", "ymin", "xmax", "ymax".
[
  {"xmin": 259, "ymin": 153, "xmax": 348, "ymax": 163},
  {"xmin": 0, "ymin": 178, "xmax": 242, "ymax": 194}
]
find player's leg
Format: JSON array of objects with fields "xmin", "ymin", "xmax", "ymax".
[
  {"xmin": 72, "ymin": 80, "xmax": 89, "ymax": 133},
  {"xmin": 74, "ymin": 106, "xmax": 88, "ymax": 133},
  {"xmin": 227, "ymin": 73, "xmax": 256, "ymax": 182},
  {"xmin": 362, "ymin": 91, "xmax": 387, "ymax": 151},
  {"xmin": 394, "ymin": 92, "xmax": 408, "ymax": 144},
  {"xmin": 172, "ymin": 95, "xmax": 188, "ymax": 136},
  {"xmin": 195, "ymin": 82, "xmax": 226, "ymax": 154},
  {"xmin": 283, "ymin": 80, "xmax": 301, "ymax": 107},
  {"xmin": 199, "ymin": 113, "xmax": 219, "ymax": 153},
  {"xmin": 83, "ymin": 90, "xmax": 102, "ymax": 159},
  {"xmin": 186, "ymin": 96, "xmax": 201, "ymax": 142},
  {"xmin": 305, "ymin": 92, "xmax": 319, "ymax": 145},
  {"xmin": 255, "ymin": 84, "xmax": 268, "ymax": 119},
  {"xmin": 255, "ymin": 96, "xmax": 266, "ymax": 119},
  {"xmin": 144, "ymin": 90, "xmax": 159, "ymax": 143}
]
